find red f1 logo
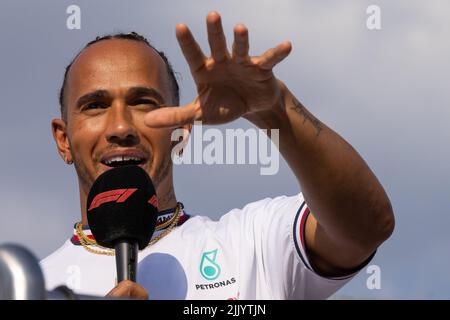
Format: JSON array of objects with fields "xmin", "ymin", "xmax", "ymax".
[
  {"xmin": 148, "ymin": 194, "xmax": 158, "ymax": 209},
  {"xmin": 88, "ymin": 188, "xmax": 137, "ymax": 211}
]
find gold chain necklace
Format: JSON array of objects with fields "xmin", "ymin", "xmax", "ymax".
[{"xmin": 75, "ymin": 202, "xmax": 182, "ymax": 256}]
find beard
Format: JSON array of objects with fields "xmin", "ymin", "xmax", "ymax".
[
  {"xmin": 152, "ymin": 149, "xmax": 172, "ymax": 188},
  {"xmin": 71, "ymin": 149, "xmax": 96, "ymax": 196}
]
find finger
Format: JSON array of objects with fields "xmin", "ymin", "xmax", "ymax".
[
  {"xmin": 232, "ymin": 24, "xmax": 249, "ymax": 61},
  {"xmin": 106, "ymin": 280, "xmax": 148, "ymax": 300},
  {"xmin": 176, "ymin": 24, "xmax": 206, "ymax": 73},
  {"xmin": 256, "ymin": 41, "xmax": 292, "ymax": 70},
  {"xmin": 206, "ymin": 11, "xmax": 229, "ymax": 62},
  {"xmin": 144, "ymin": 103, "xmax": 200, "ymax": 128},
  {"xmin": 128, "ymin": 283, "xmax": 148, "ymax": 299}
]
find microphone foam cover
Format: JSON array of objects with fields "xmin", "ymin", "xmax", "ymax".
[{"xmin": 86, "ymin": 165, "xmax": 158, "ymax": 250}]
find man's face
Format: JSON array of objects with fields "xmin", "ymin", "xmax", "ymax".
[{"xmin": 57, "ymin": 39, "xmax": 177, "ymax": 194}]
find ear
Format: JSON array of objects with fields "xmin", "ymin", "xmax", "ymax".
[{"xmin": 51, "ymin": 118, "xmax": 72, "ymax": 164}]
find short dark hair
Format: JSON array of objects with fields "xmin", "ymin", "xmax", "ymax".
[{"xmin": 59, "ymin": 32, "xmax": 180, "ymax": 121}]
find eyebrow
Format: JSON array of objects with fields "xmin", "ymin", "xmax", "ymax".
[
  {"xmin": 76, "ymin": 90, "xmax": 110, "ymax": 109},
  {"xmin": 75, "ymin": 86, "xmax": 166, "ymax": 109}
]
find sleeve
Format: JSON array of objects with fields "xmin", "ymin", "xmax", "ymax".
[{"xmin": 237, "ymin": 192, "xmax": 375, "ymax": 300}]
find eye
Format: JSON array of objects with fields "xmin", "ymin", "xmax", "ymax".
[
  {"xmin": 83, "ymin": 101, "xmax": 109, "ymax": 110},
  {"xmin": 131, "ymin": 99, "xmax": 159, "ymax": 107}
]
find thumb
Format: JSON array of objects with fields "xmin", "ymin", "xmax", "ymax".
[{"xmin": 144, "ymin": 102, "xmax": 200, "ymax": 129}]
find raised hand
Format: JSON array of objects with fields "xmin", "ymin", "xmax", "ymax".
[{"xmin": 144, "ymin": 11, "xmax": 292, "ymax": 128}]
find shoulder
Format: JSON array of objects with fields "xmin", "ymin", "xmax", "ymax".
[
  {"xmin": 178, "ymin": 193, "xmax": 303, "ymax": 235},
  {"xmin": 39, "ymin": 240, "xmax": 78, "ymax": 290},
  {"xmin": 40, "ymin": 240, "xmax": 73, "ymax": 270},
  {"xmin": 221, "ymin": 193, "xmax": 305, "ymax": 222}
]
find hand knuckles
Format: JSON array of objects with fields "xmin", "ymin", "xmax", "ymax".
[{"xmin": 120, "ymin": 280, "xmax": 135, "ymax": 290}]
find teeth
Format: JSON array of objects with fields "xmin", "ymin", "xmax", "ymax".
[
  {"xmin": 105, "ymin": 156, "xmax": 123, "ymax": 164},
  {"xmin": 104, "ymin": 156, "xmax": 142, "ymax": 165},
  {"xmin": 123, "ymin": 156, "xmax": 141, "ymax": 162}
]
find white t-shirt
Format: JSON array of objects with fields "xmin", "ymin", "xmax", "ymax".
[{"xmin": 40, "ymin": 193, "xmax": 370, "ymax": 299}]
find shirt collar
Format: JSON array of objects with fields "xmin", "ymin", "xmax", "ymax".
[{"xmin": 71, "ymin": 203, "xmax": 190, "ymax": 245}]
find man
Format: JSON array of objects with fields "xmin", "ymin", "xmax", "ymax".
[{"xmin": 42, "ymin": 11, "xmax": 394, "ymax": 299}]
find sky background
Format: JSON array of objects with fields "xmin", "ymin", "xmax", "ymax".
[{"xmin": 0, "ymin": 0, "xmax": 449, "ymax": 299}]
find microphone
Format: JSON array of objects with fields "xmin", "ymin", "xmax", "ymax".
[{"xmin": 86, "ymin": 165, "xmax": 158, "ymax": 282}]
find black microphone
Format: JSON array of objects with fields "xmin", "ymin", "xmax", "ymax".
[{"xmin": 86, "ymin": 165, "xmax": 158, "ymax": 282}]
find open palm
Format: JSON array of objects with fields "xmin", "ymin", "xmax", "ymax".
[{"xmin": 144, "ymin": 11, "xmax": 292, "ymax": 128}]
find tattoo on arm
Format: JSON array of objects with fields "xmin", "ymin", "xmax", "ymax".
[{"xmin": 290, "ymin": 98, "xmax": 322, "ymax": 137}]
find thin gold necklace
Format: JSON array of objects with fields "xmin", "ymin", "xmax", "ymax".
[{"xmin": 75, "ymin": 202, "xmax": 182, "ymax": 256}]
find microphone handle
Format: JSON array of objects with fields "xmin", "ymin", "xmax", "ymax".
[{"xmin": 114, "ymin": 239, "xmax": 138, "ymax": 282}]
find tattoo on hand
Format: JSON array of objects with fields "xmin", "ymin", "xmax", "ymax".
[{"xmin": 290, "ymin": 98, "xmax": 322, "ymax": 137}]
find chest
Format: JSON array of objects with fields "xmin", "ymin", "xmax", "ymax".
[
  {"xmin": 136, "ymin": 249, "xmax": 240, "ymax": 299},
  {"xmin": 58, "ymin": 242, "xmax": 242, "ymax": 299}
]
